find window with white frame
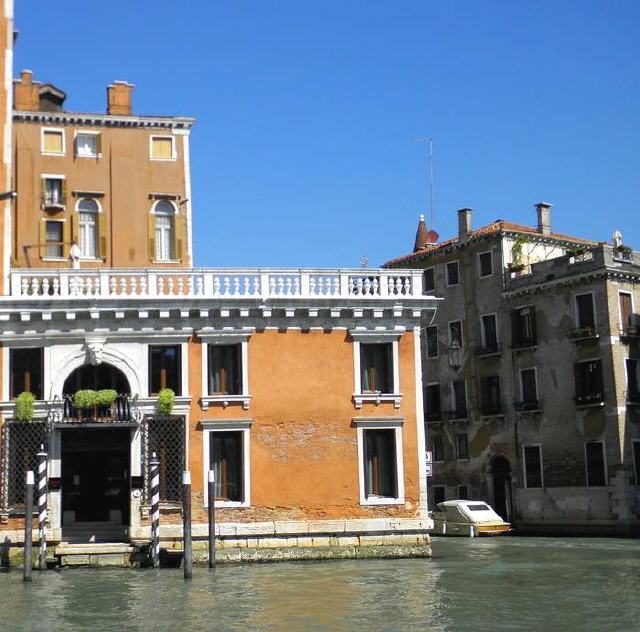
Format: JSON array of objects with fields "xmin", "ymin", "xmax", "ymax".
[
  {"xmin": 42, "ymin": 177, "xmax": 65, "ymax": 207},
  {"xmin": 518, "ymin": 368, "xmax": 538, "ymax": 410},
  {"xmin": 478, "ymin": 251, "xmax": 493, "ymax": 278},
  {"xmin": 522, "ymin": 445, "xmax": 543, "ymax": 488},
  {"xmin": 41, "ymin": 128, "xmax": 64, "ymax": 155},
  {"xmin": 77, "ymin": 198, "xmax": 99, "ymax": 258},
  {"xmin": 75, "ymin": 132, "xmax": 101, "ymax": 157},
  {"xmin": 585, "ymin": 441, "xmax": 607, "ymax": 487},
  {"xmin": 154, "ymin": 200, "xmax": 175, "ymax": 261},
  {"xmin": 448, "ymin": 320, "xmax": 463, "ymax": 348},
  {"xmin": 351, "ymin": 331, "xmax": 401, "ymax": 408},
  {"xmin": 45, "ymin": 220, "xmax": 64, "ymax": 258},
  {"xmin": 150, "ymin": 135, "xmax": 175, "ymax": 160},
  {"xmin": 202, "ymin": 420, "xmax": 251, "ymax": 507},
  {"xmin": 480, "ymin": 314, "xmax": 498, "ymax": 352},
  {"xmin": 354, "ymin": 417, "xmax": 404, "ymax": 506}
]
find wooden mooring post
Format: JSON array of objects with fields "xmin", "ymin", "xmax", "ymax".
[
  {"xmin": 23, "ymin": 470, "xmax": 34, "ymax": 582},
  {"xmin": 182, "ymin": 470, "xmax": 192, "ymax": 580},
  {"xmin": 207, "ymin": 470, "xmax": 216, "ymax": 568}
]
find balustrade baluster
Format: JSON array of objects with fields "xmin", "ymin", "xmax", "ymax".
[
  {"xmin": 243, "ymin": 277, "xmax": 250, "ymax": 295},
  {"xmin": 309, "ymin": 277, "xmax": 317, "ymax": 295},
  {"xmin": 109, "ymin": 277, "xmax": 117, "ymax": 295},
  {"xmin": 177, "ymin": 278, "xmax": 184, "ymax": 295},
  {"xmin": 332, "ymin": 277, "xmax": 340, "ymax": 296},
  {"xmin": 293, "ymin": 277, "xmax": 300, "ymax": 295},
  {"xmin": 140, "ymin": 277, "xmax": 148, "ymax": 296},
  {"xmin": 119, "ymin": 278, "xmax": 128, "ymax": 296},
  {"xmin": 223, "ymin": 277, "xmax": 231, "ymax": 296},
  {"xmin": 158, "ymin": 277, "xmax": 165, "ymax": 295},
  {"xmin": 167, "ymin": 277, "xmax": 175, "ymax": 295},
  {"xmin": 233, "ymin": 277, "xmax": 240, "ymax": 295},
  {"xmin": 52, "ymin": 278, "xmax": 60, "ymax": 296},
  {"xmin": 213, "ymin": 277, "xmax": 221, "ymax": 296}
]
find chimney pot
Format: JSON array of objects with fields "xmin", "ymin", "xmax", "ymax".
[
  {"xmin": 457, "ymin": 208, "xmax": 472, "ymax": 239},
  {"xmin": 107, "ymin": 81, "xmax": 134, "ymax": 115},
  {"xmin": 14, "ymin": 69, "xmax": 40, "ymax": 111},
  {"xmin": 535, "ymin": 202, "xmax": 552, "ymax": 235}
]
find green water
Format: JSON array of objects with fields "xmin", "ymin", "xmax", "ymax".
[{"xmin": 1, "ymin": 537, "xmax": 639, "ymax": 631}]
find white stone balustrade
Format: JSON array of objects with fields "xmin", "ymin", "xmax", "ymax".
[{"xmin": 9, "ymin": 268, "xmax": 425, "ymax": 300}]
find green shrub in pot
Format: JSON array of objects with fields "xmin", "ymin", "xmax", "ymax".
[
  {"xmin": 157, "ymin": 388, "xmax": 175, "ymax": 415},
  {"xmin": 15, "ymin": 391, "xmax": 35, "ymax": 422}
]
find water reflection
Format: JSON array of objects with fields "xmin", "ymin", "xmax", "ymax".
[{"xmin": 1, "ymin": 537, "xmax": 640, "ymax": 631}]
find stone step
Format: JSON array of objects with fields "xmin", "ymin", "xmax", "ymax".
[{"xmin": 54, "ymin": 542, "xmax": 143, "ymax": 568}]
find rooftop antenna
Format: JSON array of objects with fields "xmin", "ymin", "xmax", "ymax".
[{"xmin": 414, "ymin": 137, "xmax": 438, "ymax": 244}]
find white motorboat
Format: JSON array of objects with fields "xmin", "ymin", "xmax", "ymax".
[{"xmin": 431, "ymin": 500, "xmax": 511, "ymax": 537}]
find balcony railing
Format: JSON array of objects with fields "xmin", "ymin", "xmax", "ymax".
[
  {"xmin": 621, "ymin": 325, "xmax": 640, "ymax": 339},
  {"xmin": 9, "ymin": 268, "xmax": 426, "ymax": 300},
  {"xmin": 511, "ymin": 337, "xmax": 537, "ymax": 349},
  {"xmin": 569, "ymin": 326, "xmax": 598, "ymax": 340},
  {"xmin": 480, "ymin": 403, "xmax": 503, "ymax": 416},
  {"xmin": 575, "ymin": 393, "xmax": 604, "ymax": 407},
  {"xmin": 514, "ymin": 399, "xmax": 542, "ymax": 412},
  {"xmin": 59, "ymin": 394, "xmax": 135, "ymax": 423}
]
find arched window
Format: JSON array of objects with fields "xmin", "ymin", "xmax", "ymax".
[
  {"xmin": 77, "ymin": 198, "xmax": 99, "ymax": 258},
  {"xmin": 154, "ymin": 200, "xmax": 175, "ymax": 261}
]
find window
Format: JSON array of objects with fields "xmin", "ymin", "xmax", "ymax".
[
  {"xmin": 425, "ymin": 383, "xmax": 441, "ymax": 422},
  {"xmin": 633, "ymin": 441, "xmax": 640, "ymax": 486},
  {"xmin": 523, "ymin": 445, "xmax": 543, "ymax": 488},
  {"xmin": 364, "ymin": 430, "xmax": 398, "ymax": 499},
  {"xmin": 360, "ymin": 343, "xmax": 393, "ymax": 393},
  {"xmin": 575, "ymin": 293, "xmax": 596, "ymax": 331},
  {"xmin": 449, "ymin": 321, "xmax": 463, "ymax": 348},
  {"xmin": 458, "ymin": 485, "xmax": 469, "ymax": 499},
  {"xmin": 356, "ymin": 419, "xmax": 404, "ymax": 505},
  {"xmin": 627, "ymin": 359, "xmax": 640, "ymax": 402},
  {"xmin": 45, "ymin": 220, "xmax": 63, "ymax": 258},
  {"xmin": 433, "ymin": 486, "xmax": 446, "ymax": 506},
  {"xmin": 208, "ymin": 345, "xmax": 241, "ymax": 395},
  {"xmin": 423, "ymin": 267, "xmax": 435, "ymax": 293},
  {"xmin": 619, "ymin": 292, "xmax": 634, "ymax": 331},
  {"xmin": 511, "ymin": 306, "xmax": 536, "ymax": 347},
  {"xmin": 150, "ymin": 135, "xmax": 175, "ymax": 160},
  {"xmin": 446, "ymin": 261, "xmax": 460, "ymax": 286},
  {"xmin": 10, "ymin": 348, "xmax": 44, "ymax": 399},
  {"xmin": 452, "ymin": 380, "xmax": 467, "ymax": 418},
  {"xmin": 42, "ymin": 128, "xmax": 64, "ymax": 154},
  {"xmin": 432, "ymin": 435, "xmax": 444, "ymax": 462},
  {"xmin": 209, "ymin": 432, "xmax": 243, "ymax": 502},
  {"xmin": 42, "ymin": 177, "xmax": 65, "ymax": 207},
  {"xmin": 478, "ymin": 251, "xmax": 493, "ymax": 277},
  {"xmin": 425, "ymin": 326, "xmax": 438, "ymax": 358},
  {"xmin": 480, "ymin": 314, "xmax": 498, "ymax": 352},
  {"xmin": 154, "ymin": 200, "xmax": 175, "ymax": 261},
  {"xmin": 519, "ymin": 368, "xmax": 538, "ymax": 409},
  {"xmin": 77, "ymin": 198, "xmax": 98, "ymax": 258},
  {"xmin": 575, "ymin": 359, "xmax": 603, "ymax": 405},
  {"xmin": 75, "ymin": 132, "xmax": 100, "ymax": 158},
  {"xmin": 480, "ymin": 376, "xmax": 502, "ymax": 415},
  {"xmin": 456, "ymin": 433, "xmax": 469, "ymax": 460},
  {"xmin": 585, "ymin": 441, "xmax": 607, "ymax": 487},
  {"xmin": 149, "ymin": 345, "xmax": 182, "ymax": 396}
]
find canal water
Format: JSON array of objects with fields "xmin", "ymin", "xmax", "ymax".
[{"xmin": 1, "ymin": 537, "xmax": 639, "ymax": 631}]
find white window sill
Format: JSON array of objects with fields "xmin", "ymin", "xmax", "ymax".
[
  {"xmin": 152, "ymin": 259, "xmax": 182, "ymax": 264},
  {"xmin": 41, "ymin": 257, "xmax": 66, "ymax": 262},
  {"xmin": 43, "ymin": 204, "xmax": 65, "ymax": 210},
  {"xmin": 150, "ymin": 157, "xmax": 177, "ymax": 162},
  {"xmin": 204, "ymin": 500, "xmax": 250, "ymax": 509},
  {"xmin": 353, "ymin": 393, "xmax": 402, "ymax": 409},
  {"xmin": 201, "ymin": 394, "xmax": 251, "ymax": 410},
  {"xmin": 41, "ymin": 152, "xmax": 65, "ymax": 157},
  {"xmin": 361, "ymin": 496, "xmax": 405, "ymax": 506},
  {"xmin": 75, "ymin": 153, "xmax": 102, "ymax": 159},
  {"xmin": 79, "ymin": 257, "xmax": 102, "ymax": 262}
]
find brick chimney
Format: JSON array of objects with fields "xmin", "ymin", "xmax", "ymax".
[
  {"xmin": 535, "ymin": 202, "xmax": 552, "ymax": 235},
  {"xmin": 457, "ymin": 208, "xmax": 472, "ymax": 239},
  {"xmin": 14, "ymin": 70, "xmax": 40, "ymax": 111},
  {"xmin": 107, "ymin": 81, "xmax": 134, "ymax": 115}
]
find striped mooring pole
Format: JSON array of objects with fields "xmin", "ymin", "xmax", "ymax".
[
  {"xmin": 150, "ymin": 452, "xmax": 160, "ymax": 568},
  {"xmin": 36, "ymin": 446, "xmax": 48, "ymax": 571}
]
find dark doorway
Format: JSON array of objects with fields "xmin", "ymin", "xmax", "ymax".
[
  {"xmin": 491, "ymin": 456, "xmax": 512, "ymax": 522},
  {"xmin": 63, "ymin": 363, "xmax": 130, "ymax": 395},
  {"xmin": 61, "ymin": 428, "xmax": 130, "ymax": 528}
]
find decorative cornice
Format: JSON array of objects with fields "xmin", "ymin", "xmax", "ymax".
[{"xmin": 13, "ymin": 110, "xmax": 195, "ymax": 130}]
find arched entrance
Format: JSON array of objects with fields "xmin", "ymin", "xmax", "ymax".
[
  {"xmin": 63, "ymin": 363, "xmax": 130, "ymax": 395},
  {"xmin": 491, "ymin": 456, "xmax": 512, "ymax": 522}
]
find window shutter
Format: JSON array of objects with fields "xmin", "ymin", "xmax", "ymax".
[
  {"xmin": 40, "ymin": 179, "xmax": 46, "ymax": 207},
  {"xmin": 95, "ymin": 133, "xmax": 102, "ymax": 155},
  {"xmin": 38, "ymin": 220, "xmax": 46, "ymax": 259},
  {"xmin": 98, "ymin": 212, "xmax": 107, "ymax": 260},
  {"xmin": 148, "ymin": 214, "xmax": 156, "ymax": 261},
  {"xmin": 61, "ymin": 179, "xmax": 68, "ymax": 207},
  {"xmin": 530, "ymin": 309, "xmax": 537, "ymax": 340},
  {"xmin": 62, "ymin": 219, "xmax": 71, "ymax": 257},
  {"xmin": 71, "ymin": 210, "xmax": 79, "ymax": 245},
  {"xmin": 173, "ymin": 213, "xmax": 183, "ymax": 261}
]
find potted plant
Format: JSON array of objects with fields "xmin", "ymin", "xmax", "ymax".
[
  {"xmin": 157, "ymin": 388, "xmax": 175, "ymax": 415},
  {"xmin": 95, "ymin": 389, "xmax": 118, "ymax": 416},
  {"xmin": 74, "ymin": 389, "xmax": 97, "ymax": 417},
  {"xmin": 15, "ymin": 391, "xmax": 35, "ymax": 422}
]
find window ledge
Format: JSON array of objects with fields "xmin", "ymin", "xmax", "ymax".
[
  {"xmin": 41, "ymin": 257, "xmax": 67, "ymax": 262},
  {"xmin": 151, "ymin": 259, "xmax": 182, "ymax": 264},
  {"xmin": 200, "ymin": 394, "xmax": 251, "ymax": 410},
  {"xmin": 361, "ymin": 497, "xmax": 405, "ymax": 506},
  {"xmin": 41, "ymin": 152, "xmax": 65, "ymax": 157},
  {"xmin": 75, "ymin": 153, "xmax": 102, "ymax": 159},
  {"xmin": 204, "ymin": 500, "xmax": 250, "ymax": 509},
  {"xmin": 150, "ymin": 157, "xmax": 177, "ymax": 162},
  {"xmin": 353, "ymin": 393, "xmax": 402, "ymax": 409}
]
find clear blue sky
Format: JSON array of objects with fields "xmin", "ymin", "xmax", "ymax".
[{"xmin": 15, "ymin": 1, "xmax": 640, "ymax": 267}]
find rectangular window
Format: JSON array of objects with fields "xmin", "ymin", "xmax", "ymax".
[
  {"xmin": 446, "ymin": 261, "xmax": 460, "ymax": 286},
  {"xmin": 75, "ymin": 132, "xmax": 100, "ymax": 158},
  {"xmin": 425, "ymin": 383, "xmax": 441, "ymax": 422},
  {"xmin": 456, "ymin": 433, "xmax": 469, "ymax": 460},
  {"xmin": 520, "ymin": 368, "xmax": 538, "ymax": 408},
  {"xmin": 575, "ymin": 293, "xmax": 596, "ymax": 330},
  {"xmin": 209, "ymin": 431, "xmax": 243, "ymax": 502},
  {"xmin": 432, "ymin": 435, "xmax": 444, "ymax": 462},
  {"xmin": 9, "ymin": 348, "xmax": 44, "ymax": 399},
  {"xmin": 452, "ymin": 380, "xmax": 467, "ymax": 418},
  {"xmin": 149, "ymin": 345, "xmax": 182, "ymax": 396},
  {"xmin": 523, "ymin": 445, "xmax": 543, "ymax": 488},
  {"xmin": 155, "ymin": 213, "xmax": 174, "ymax": 261},
  {"xmin": 633, "ymin": 441, "xmax": 640, "ymax": 487},
  {"xmin": 42, "ymin": 129, "xmax": 64, "ymax": 154},
  {"xmin": 425, "ymin": 326, "xmax": 438, "ymax": 358},
  {"xmin": 43, "ymin": 177, "xmax": 65, "ymax": 207},
  {"xmin": 364, "ymin": 429, "xmax": 398, "ymax": 499},
  {"xmin": 208, "ymin": 345, "xmax": 241, "ymax": 395},
  {"xmin": 423, "ymin": 267, "xmax": 435, "ymax": 293},
  {"xmin": 433, "ymin": 485, "xmax": 446, "ymax": 506},
  {"xmin": 480, "ymin": 376, "xmax": 501, "ymax": 415},
  {"xmin": 619, "ymin": 292, "xmax": 633, "ymax": 330},
  {"xmin": 150, "ymin": 136, "xmax": 175, "ymax": 160},
  {"xmin": 478, "ymin": 251, "xmax": 493, "ymax": 277},
  {"xmin": 627, "ymin": 359, "xmax": 640, "ymax": 402},
  {"xmin": 360, "ymin": 343, "xmax": 393, "ymax": 393},
  {"xmin": 458, "ymin": 485, "xmax": 469, "ymax": 499},
  {"xmin": 78, "ymin": 209, "xmax": 97, "ymax": 258},
  {"xmin": 45, "ymin": 220, "xmax": 63, "ymax": 258},
  {"xmin": 511, "ymin": 306, "xmax": 537, "ymax": 347},
  {"xmin": 481, "ymin": 314, "xmax": 498, "ymax": 352},
  {"xmin": 449, "ymin": 320, "xmax": 463, "ymax": 348},
  {"xmin": 585, "ymin": 441, "xmax": 607, "ymax": 487},
  {"xmin": 575, "ymin": 359, "xmax": 603, "ymax": 405}
]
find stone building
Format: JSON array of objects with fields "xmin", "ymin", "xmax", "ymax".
[{"xmin": 385, "ymin": 206, "xmax": 640, "ymax": 534}]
